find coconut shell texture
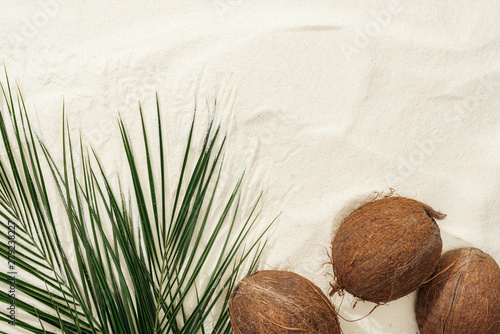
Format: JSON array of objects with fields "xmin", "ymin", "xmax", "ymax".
[
  {"xmin": 229, "ymin": 270, "xmax": 341, "ymax": 334},
  {"xmin": 331, "ymin": 196, "xmax": 445, "ymax": 303},
  {"xmin": 415, "ymin": 247, "xmax": 500, "ymax": 334}
]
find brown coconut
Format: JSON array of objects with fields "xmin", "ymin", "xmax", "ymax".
[
  {"xmin": 229, "ymin": 270, "xmax": 341, "ymax": 334},
  {"xmin": 330, "ymin": 196, "xmax": 445, "ymax": 303},
  {"xmin": 415, "ymin": 247, "xmax": 500, "ymax": 334}
]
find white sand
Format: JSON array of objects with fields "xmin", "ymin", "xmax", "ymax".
[{"xmin": 1, "ymin": 1, "xmax": 499, "ymax": 333}]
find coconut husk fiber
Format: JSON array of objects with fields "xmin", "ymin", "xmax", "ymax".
[
  {"xmin": 415, "ymin": 247, "xmax": 500, "ymax": 334},
  {"xmin": 229, "ymin": 270, "xmax": 341, "ymax": 334},
  {"xmin": 330, "ymin": 196, "xmax": 445, "ymax": 303}
]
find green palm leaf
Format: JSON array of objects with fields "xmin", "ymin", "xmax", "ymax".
[{"xmin": 0, "ymin": 72, "xmax": 273, "ymax": 334}]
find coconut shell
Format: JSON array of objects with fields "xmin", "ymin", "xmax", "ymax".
[
  {"xmin": 330, "ymin": 196, "xmax": 445, "ymax": 303},
  {"xmin": 229, "ymin": 270, "xmax": 341, "ymax": 334},
  {"xmin": 415, "ymin": 247, "xmax": 500, "ymax": 334}
]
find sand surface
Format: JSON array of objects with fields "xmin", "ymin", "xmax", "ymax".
[{"xmin": 1, "ymin": 1, "xmax": 499, "ymax": 333}]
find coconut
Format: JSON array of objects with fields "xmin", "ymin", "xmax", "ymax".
[
  {"xmin": 415, "ymin": 247, "xmax": 500, "ymax": 334},
  {"xmin": 330, "ymin": 196, "xmax": 445, "ymax": 303},
  {"xmin": 229, "ymin": 270, "xmax": 341, "ymax": 334}
]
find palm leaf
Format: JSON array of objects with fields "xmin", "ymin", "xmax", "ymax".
[{"xmin": 0, "ymin": 72, "xmax": 273, "ymax": 333}]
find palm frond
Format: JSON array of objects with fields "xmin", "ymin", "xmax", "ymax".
[{"xmin": 0, "ymin": 72, "xmax": 273, "ymax": 333}]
